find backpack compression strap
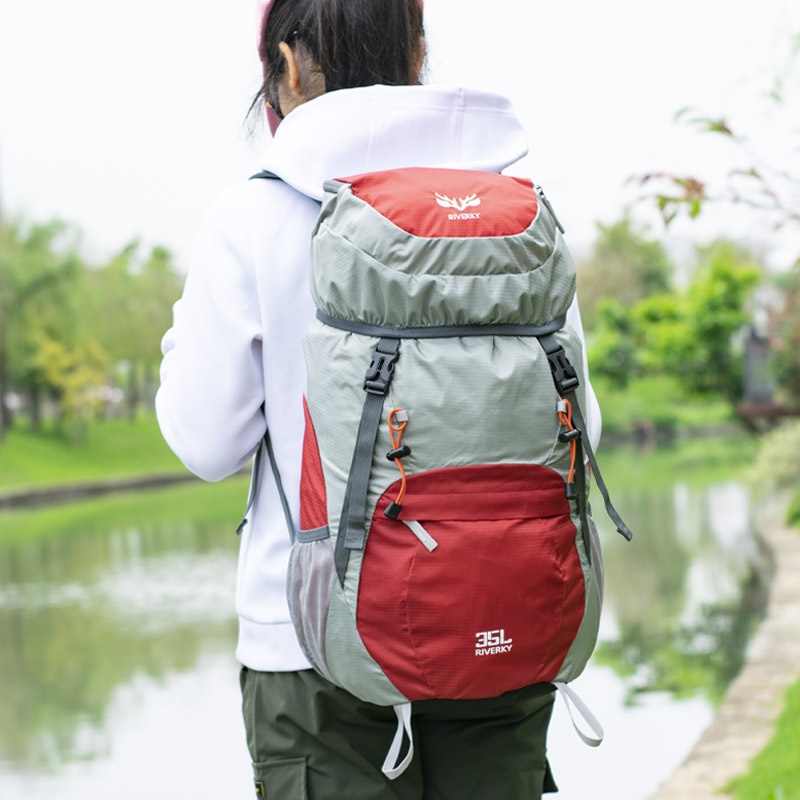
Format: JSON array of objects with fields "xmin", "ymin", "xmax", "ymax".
[
  {"xmin": 335, "ymin": 337, "xmax": 401, "ymax": 583},
  {"xmin": 536, "ymin": 333, "xmax": 634, "ymax": 542}
]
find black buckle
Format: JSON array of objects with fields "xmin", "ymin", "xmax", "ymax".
[
  {"xmin": 364, "ymin": 340, "xmax": 400, "ymax": 395},
  {"xmin": 545, "ymin": 345, "xmax": 580, "ymax": 395}
]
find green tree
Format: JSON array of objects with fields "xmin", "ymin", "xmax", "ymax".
[
  {"xmin": 30, "ymin": 336, "xmax": 110, "ymax": 441},
  {"xmin": 80, "ymin": 242, "xmax": 183, "ymax": 420},
  {"xmin": 0, "ymin": 217, "xmax": 184, "ymax": 440},
  {"xmin": 0, "ymin": 219, "xmax": 82, "ymax": 437},
  {"xmin": 637, "ymin": 33, "xmax": 800, "ymax": 406},
  {"xmin": 589, "ymin": 240, "xmax": 761, "ymax": 409},
  {"xmin": 577, "ymin": 215, "xmax": 674, "ymax": 330},
  {"xmin": 644, "ymin": 241, "xmax": 761, "ymax": 403}
]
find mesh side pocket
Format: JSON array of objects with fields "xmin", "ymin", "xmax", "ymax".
[{"xmin": 287, "ymin": 539, "xmax": 335, "ymax": 681}]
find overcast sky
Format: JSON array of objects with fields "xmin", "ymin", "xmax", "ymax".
[{"xmin": 1, "ymin": 0, "xmax": 798, "ymax": 271}]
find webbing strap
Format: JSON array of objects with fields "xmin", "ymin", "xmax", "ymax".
[
  {"xmin": 317, "ymin": 310, "xmax": 566, "ymax": 340},
  {"xmin": 334, "ymin": 338, "xmax": 400, "ymax": 584},
  {"xmin": 236, "ymin": 430, "xmax": 295, "ymax": 542},
  {"xmin": 536, "ymin": 334, "xmax": 633, "ymax": 542},
  {"xmin": 382, "ymin": 703, "xmax": 414, "ymax": 780},
  {"xmin": 402, "ymin": 520, "xmax": 439, "ymax": 552},
  {"xmin": 553, "ymin": 682, "xmax": 604, "ymax": 747},
  {"xmin": 249, "ymin": 169, "xmax": 280, "ymax": 181},
  {"xmin": 565, "ymin": 392, "xmax": 633, "ymax": 541},
  {"xmin": 572, "ymin": 437, "xmax": 593, "ymax": 560}
]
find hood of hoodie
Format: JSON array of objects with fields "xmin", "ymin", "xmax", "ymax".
[{"xmin": 260, "ymin": 84, "xmax": 528, "ymax": 201}]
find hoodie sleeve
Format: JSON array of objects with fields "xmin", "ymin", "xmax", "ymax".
[
  {"xmin": 566, "ymin": 295, "xmax": 602, "ymax": 451},
  {"xmin": 156, "ymin": 190, "xmax": 266, "ymax": 481}
]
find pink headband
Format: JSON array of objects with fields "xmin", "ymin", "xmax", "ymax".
[{"xmin": 256, "ymin": 0, "xmax": 424, "ymax": 135}]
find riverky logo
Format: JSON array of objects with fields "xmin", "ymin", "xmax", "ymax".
[
  {"xmin": 475, "ymin": 629, "xmax": 513, "ymax": 656},
  {"xmin": 434, "ymin": 191, "xmax": 482, "ymax": 220}
]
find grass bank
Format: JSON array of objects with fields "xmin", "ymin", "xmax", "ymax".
[
  {"xmin": 0, "ymin": 476, "xmax": 249, "ymax": 545},
  {"xmin": 728, "ymin": 673, "xmax": 800, "ymax": 799},
  {"xmin": 726, "ymin": 509, "xmax": 800, "ymax": 800},
  {"xmin": 597, "ymin": 433, "xmax": 758, "ymax": 489},
  {"xmin": 0, "ymin": 414, "xmax": 186, "ymax": 489},
  {"xmin": 593, "ymin": 374, "xmax": 738, "ymax": 438}
]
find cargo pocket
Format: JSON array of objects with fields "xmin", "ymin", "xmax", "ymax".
[
  {"xmin": 252, "ymin": 757, "xmax": 308, "ymax": 800},
  {"xmin": 356, "ymin": 463, "xmax": 587, "ymax": 701}
]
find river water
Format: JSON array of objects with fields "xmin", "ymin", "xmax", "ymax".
[{"xmin": 0, "ymin": 442, "xmax": 767, "ymax": 799}]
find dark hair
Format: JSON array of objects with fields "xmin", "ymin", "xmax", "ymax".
[{"xmin": 251, "ymin": 0, "xmax": 425, "ymax": 120}]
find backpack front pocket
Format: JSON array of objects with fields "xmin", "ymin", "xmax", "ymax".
[{"xmin": 356, "ymin": 464, "xmax": 586, "ymax": 701}]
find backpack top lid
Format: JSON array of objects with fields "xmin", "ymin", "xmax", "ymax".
[
  {"xmin": 339, "ymin": 167, "xmax": 539, "ymax": 239},
  {"xmin": 312, "ymin": 167, "xmax": 576, "ymax": 330}
]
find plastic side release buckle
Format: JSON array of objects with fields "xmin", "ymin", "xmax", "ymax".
[
  {"xmin": 364, "ymin": 340, "xmax": 400, "ymax": 395},
  {"xmin": 545, "ymin": 345, "xmax": 580, "ymax": 395}
]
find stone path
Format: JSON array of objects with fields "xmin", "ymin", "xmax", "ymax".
[{"xmin": 649, "ymin": 494, "xmax": 800, "ymax": 799}]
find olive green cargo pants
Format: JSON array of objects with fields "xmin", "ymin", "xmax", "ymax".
[{"xmin": 241, "ymin": 667, "xmax": 557, "ymax": 799}]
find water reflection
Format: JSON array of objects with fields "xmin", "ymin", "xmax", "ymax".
[
  {"xmin": 596, "ymin": 477, "xmax": 767, "ymax": 706},
  {"xmin": 1, "ymin": 655, "xmax": 251, "ymax": 799},
  {"xmin": 0, "ymin": 494, "xmax": 241, "ymax": 774},
  {"xmin": 0, "ymin": 448, "xmax": 768, "ymax": 800},
  {"xmin": 549, "ymin": 464, "xmax": 767, "ymax": 799}
]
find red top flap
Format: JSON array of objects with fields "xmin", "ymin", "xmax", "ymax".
[{"xmin": 338, "ymin": 167, "xmax": 538, "ymax": 238}]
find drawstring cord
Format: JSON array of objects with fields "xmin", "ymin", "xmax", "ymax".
[
  {"xmin": 557, "ymin": 399, "xmax": 580, "ymax": 500},
  {"xmin": 384, "ymin": 408, "xmax": 411, "ymax": 518}
]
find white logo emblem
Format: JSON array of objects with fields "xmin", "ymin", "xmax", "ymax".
[
  {"xmin": 475, "ymin": 629, "xmax": 513, "ymax": 656},
  {"xmin": 434, "ymin": 192, "xmax": 482, "ymax": 220}
]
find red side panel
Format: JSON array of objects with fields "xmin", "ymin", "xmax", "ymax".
[
  {"xmin": 340, "ymin": 168, "xmax": 538, "ymax": 238},
  {"xmin": 299, "ymin": 398, "xmax": 328, "ymax": 532},
  {"xmin": 356, "ymin": 464, "xmax": 585, "ymax": 701}
]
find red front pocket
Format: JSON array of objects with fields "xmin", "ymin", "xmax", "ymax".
[{"xmin": 356, "ymin": 464, "xmax": 585, "ymax": 701}]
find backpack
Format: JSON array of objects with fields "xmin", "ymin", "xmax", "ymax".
[{"xmin": 245, "ymin": 166, "xmax": 633, "ymax": 778}]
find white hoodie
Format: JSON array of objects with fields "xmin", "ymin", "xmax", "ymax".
[{"xmin": 156, "ymin": 83, "xmax": 600, "ymax": 671}]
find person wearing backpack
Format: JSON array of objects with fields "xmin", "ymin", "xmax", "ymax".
[{"xmin": 156, "ymin": 1, "xmax": 607, "ymax": 797}]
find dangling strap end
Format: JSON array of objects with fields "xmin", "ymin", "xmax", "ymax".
[
  {"xmin": 553, "ymin": 681, "xmax": 604, "ymax": 748},
  {"xmin": 617, "ymin": 523, "xmax": 634, "ymax": 542},
  {"xmin": 382, "ymin": 703, "xmax": 414, "ymax": 780}
]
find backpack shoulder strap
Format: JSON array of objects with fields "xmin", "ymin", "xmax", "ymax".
[
  {"xmin": 236, "ymin": 431, "xmax": 295, "ymax": 541},
  {"xmin": 249, "ymin": 169, "xmax": 281, "ymax": 181},
  {"xmin": 235, "ymin": 169, "xmax": 293, "ymax": 539}
]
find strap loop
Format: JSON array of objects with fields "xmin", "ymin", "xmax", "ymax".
[
  {"xmin": 553, "ymin": 682, "xmax": 604, "ymax": 748},
  {"xmin": 382, "ymin": 703, "xmax": 414, "ymax": 780}
]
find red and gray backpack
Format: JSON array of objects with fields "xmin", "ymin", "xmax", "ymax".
[{"xmin": 246, "ymin": 166, "xmax": 633, "ymax": 777}]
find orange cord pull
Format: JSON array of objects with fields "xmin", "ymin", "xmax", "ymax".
[
  {"xmin": 557, "ymin": 399, "xmax": 579, "ymax": 499},
  {"xmin": 385, "ymin": 408, "xmax": 411, "ymax": 517}
]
